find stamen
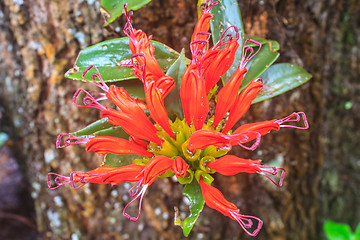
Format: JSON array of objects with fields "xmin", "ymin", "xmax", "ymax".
[
  {"xmin": 123, "ymin": 3, "xmax": 135, "ymax": 37},
  {"xmin": 56, "ymin": 133, "xmax": 89, "ymax": 148},
  {"xmin": 229, "ymin": 211, "xmax": 263, "ymax": 237},
  {"xmin": 275, "ymin": 112, "xmax": 309, "ymax": 129},
  {"xmin": 129, "ymin": 180, "xmax": 143, "ymax": 197},
  {"xmin": 240, "ymin": 39, "xmax": 262, "ymax": 69},
  {"xmin": 120, "ymin": 53, "xmax": 146, "ymax": 82},
  {"xmin": 47, "ymin": 173, "xmax": 70, "ymax": 190},
  {"xmin": 72, "ymin": 88, "xmax": 107, "ymax": 111},
  {"xmin": 203, "ymin": 0, "xmax": 220, "ymax": 13},
  {"xmin": 225, "ymin": 131, "xmax": 261, "ymax": 151},
  {"xmin": 123, "ymin": 184, "xmax": 148, "ymax": 221},
  {"xmin": 258, "ymin": 166, "xmax": 286, "ymax": 187},
  {"xmin": 191, "ymin": 32, "xmax": 211, "ymax": 50},
  {"xmin": 213, "ymin": 25, "xmax": 239, "ymax": 49},
  {"xmin": 81, "ymin": 65, "xmax": 109, "ymax": 92},
  {"xmin": 69, "ymin": 171, "xmax": 100, "ymax": 189}
]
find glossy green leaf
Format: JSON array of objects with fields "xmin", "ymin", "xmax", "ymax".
[
  {"xmin": 244, "ymin": 34, "xmax": 267, "ymax": 47},
  {"xmin": 103, "ymin": 153, "xmax": 142, "ymax": 167},
  {"xmin": 209, "ymin": 0, "xmax": 244, "ymax": 83},
  {"xmin": 165, "ymin": 49, "xmax": 186, "ymax": 119},
  {"xmin": 253, "ymin": 63, "xmax": 312, "ymax": 103},
  {"xmin": 113, "ymin": 79, "xmax": 145, "ymax": 100},
  {"xmin": 354, "ymin": 223, "xmax": 360, "ymax": 239},
  {"xmin": 65, "ymin": 38, "xmax": 180, "ymax": 83},
  {"xmin": 241, "ymin": 40, "xmax": 280, "ymax": 90},
  {"xmin": 100, "ymin": 0, "xmax": 152, "ymax": 26},
  {"xmin": 175, "ymin": 179, "xmax": 205, "ymax": 237},
  {"xmin": 73, "ymin": 118, "xmax": 113, "ymax": 137},
  {"xmin": 93, "ymin": 126, "xmax": 129, "ymax": 138},
  {"xmin": 324, "ymin": 220, "xmax": 353, "ymax": 240}
]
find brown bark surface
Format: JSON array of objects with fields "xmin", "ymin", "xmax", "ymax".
[{"xmin": 0, "ymin": 0, "xmax": 359, "ymax": 239}]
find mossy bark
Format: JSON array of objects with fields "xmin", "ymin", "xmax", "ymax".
[{"xmin": 0, "ymin": 0, "xmax": 359, "ymax": 239}]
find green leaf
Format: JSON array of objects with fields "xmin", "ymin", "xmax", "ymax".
[
  {"xmin": 65, "ymin": 38, "xmax": 180, "ymax": 83},
  {"xmin": 175, "ymin": 179, "xmax": 205, "ymax": 237},
  {"xmin": 100, "ymin": 0, "xmax": 152, "ymax": 26},
  {"xmin": 241, "ymin": 40, "xmax": 280, "ymax": 90},
  {"xmin": 324, "ymin": 220, "xmax": 353, "ymax": 240},
  {"xmin": 354, "ymin": 223, "xmax": 360, "ymax": 240},
  {"xmin": 165, "ymin": 49, "xmax": 186, "ymax": 119},
  {"xmin": 209, "ymin": 0, "xmax": 244, "ymax": 84},
  {"xmin": 103, "ymin": 153, "xmax": 142, "ymax": 167},
  {"xmin": 72, "ymin": 118, "xmax": 129, "ymax": 140},
  {"xmin": 244, "ymin": 34, "xmax": 268, "ymax": 47},
  {"xmin": 73, "ymin": 118, "xmax": 114, "ymax": 137},
  {"xmin": 252, "ymin": 63, "xmax": 312, "ymax": 103},
  {"xmin": 113, "ymin": 79, "xmax": 146, "ymax": 100}
]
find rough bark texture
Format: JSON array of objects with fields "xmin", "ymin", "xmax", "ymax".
[{"xmin": 0, "ymin": 0, "xmax": 359, "ymax": 239}]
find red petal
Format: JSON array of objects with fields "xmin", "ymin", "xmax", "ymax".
[
  {"xmin": 145, "ymin": 76, "xmax": 175, "ymax": 138},
  {"xmin": 207, "ymin": 155, "xmax": 261, "ymax": 175},
  {"xmin": 232, "ymin": 120, "xmax": 280, "ymax": 143},
  {"xmin": 213, "ymin": 68, "xmax": 247, "ymax": 127},
  {"xmin": 188, "ymin": 129, "xmax": 230, "ymax": 151},
  {"xmin": 101, "ymin": 109, "xmax": 162, "ymax": 145},
  {"xmin": 199, "ymin": 178, "xmax": 238, "ymax": 218},
  {"xmin": 142, "ymin": 156, "xmax": 173, "ymax": 185},
  {"xmin": 85, "ymin": 136, "xmax": 153, "ymax": 157}
]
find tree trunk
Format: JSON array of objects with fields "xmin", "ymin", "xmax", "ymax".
[{"xmin": 0, "ymin": 0, "xmax": 358, "ymax": 239}]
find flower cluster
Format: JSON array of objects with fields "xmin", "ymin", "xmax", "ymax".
[{"xmin": 48, "ymin": 1, "xmax": 308, "ymax": 236}]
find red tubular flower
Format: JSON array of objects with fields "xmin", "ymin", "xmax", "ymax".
[
  {"xmin": 123, "ymin": 8, "xmax": 164, "ymax": 80},
  {"xmin": 180, "ymin": 64, "xmax": 196, "ymax": 124},
  {"xmin": 212, "ymin": 67, "xmax": 247, "ymax": 127},
  {"xmin": 223, "ymin": 78, "xmax": 264, "ymax": 134},
  {"xmin": 207, "ymin": 155, "xmax": 286, "ymax": 187},
  {"xmin": 106, "ymin": 85, "xmax": 147, "ymax": 112},
  {"xmin": 207, "ymin": 155, "xmax": 262, "ymax": 175},
  {"xmin": 171, "ymin": 156, "xmax": 189, "ymax": 178},
  {"xmin": 199, "ymin": 178, "xmax": 263, "ymax": 236},
  {"xmin": 180, "ymin": 64, "xmax": 209, "ymax": 130},
  {"xmin": 47, "ymin": 165, "xmax": 145, "ymax": 189},
  {"xmin": 145, "ymin": 76, "xmax": 176, "ymax": 138},
  {"xmin": 85, "ymin": 136, "xmax": 153, "ymax": 158},
  {"xmin": 188, "ymin": 129, "xmax": 261, "ymax": 152},
  {"xmin": 100, "ymin": 108, "xmax": 162, "ymax": 145},
  {"xmin": 232, "ymin": 120, "xmax": 280, "ymax": 143},
  {"xmin": 190, "ymin": 1, "xmax": 217, "ymax": 54},
  {"xmin": 123, "ymin": 156, "xmax": 189, "ymax": 221},
  {"xmin": 202, "ymin": 27, "xmax": 239, "ymax": 93},
  {"xmin": 232, "ymin": 112, "xmax": 309, "ymax": 144}
]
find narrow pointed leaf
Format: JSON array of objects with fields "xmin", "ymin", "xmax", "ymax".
[
  {"xmin": 73, "ymin": 118, "xmax": 114, "ymax": 137},
  {"xmin": 252, "ymin": 63, "xmax": 312, "ymax": 103},
  {"xmin": 101, "ymin": 0, "xmax": 152, "ymax": 26},
  {"xmin": 65, "ymin": 38, "xmax": 180, "ymax": 83},
  {"xmin": 209, "ymin": 0, "xmax": 244, "ymax": 83},
  {"xmin": 175, "ymin": 179, "xmax": 205, "ymax": 237},
  {"xmin": 241, "ymin": 40, "xmax": 280, "ymax": 91},
  {"xmin": 165, "ymin": 49, "xmax": 186, "ymax": 119},
  {"xmin": 244, "ymin": 34, "xmax": 268, "ymax": 47},
  {"xmin": 103, "ymin": 153, "xmax": 142, "ymax": 167}
]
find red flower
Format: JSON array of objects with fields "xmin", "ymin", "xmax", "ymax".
[
  {"xmin": 47, "ymin": 164, "xmax": 144, "ymax": 189},
  {"xmin": 49, "ymin": 1, "xmax": 309, "ymax": 236},
  {"xmin": 199, "ymin": 178, "xmax": 263, "ymax": 236},
  {"xmin": 207, "ymin": 155, "xmax": 286, "ymax": 187},
  {"xmin": 85, "ymin": 136, "xmax": 153, "ymax": 158}
]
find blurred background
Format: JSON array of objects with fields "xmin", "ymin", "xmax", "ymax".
[{"xmin": 0, "ymin": 0, "xmax": 359, "ymax": 239}]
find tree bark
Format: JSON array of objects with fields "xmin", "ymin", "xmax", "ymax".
[{"xmin": 0, "ymin": 0, "xmax": 359, "ymax": 239}]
